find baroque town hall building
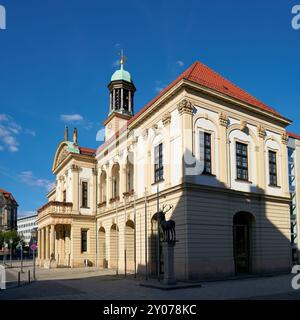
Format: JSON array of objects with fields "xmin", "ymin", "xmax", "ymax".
[{"xmin": 37, "ymin": 57, "xmax": 300, "ymax": 280}]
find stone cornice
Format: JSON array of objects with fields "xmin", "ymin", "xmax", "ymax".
[
  {"xmin": 178, "ymin": 99, "xmax": 193, "ymax": 115},
  {"xmin": 219, "ymin": 112, "xmax": 229, "ymax": 127},
  {"xmin": 182, "ymin": 79, "xmax": 292, "ymax": 127},
  {"xmin": 281, "ymin": 132, "xmax": 289, "ymax": 145},
  {"xmin": 162, "ymin": 112, "xmax": 171, "ymax": 126},
  {"xmin": 258, "ymin": 125, "xmax": 266, "ymax": 139}
]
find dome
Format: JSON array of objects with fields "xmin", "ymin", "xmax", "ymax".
[{"xmin": 111, "ymin": 65, "xmax": 132, "ymax": 83}]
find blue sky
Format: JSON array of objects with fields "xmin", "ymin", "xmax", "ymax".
[{"xmin": 0, "ymin": 0, "xmax": 300, "ymax": 216}]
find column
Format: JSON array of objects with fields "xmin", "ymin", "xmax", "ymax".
[
  {"xmin": 45, "ymin": 226, "xmax": 50, "ymax": 260},
  {"xmin": 110, "ymin": 92, "xmax": 112, "ymax": 113},
  {"xmin": 120, "ymin": 164, "xmax": 126, "ymax": 198},
  {"xmin": 50, "ymin": 225, "xmax": 55, "ymax": 260},
  {"xmin": 92, "ymin": 168, "xmax": 97, "ymax": 213},
  {"xmin": 121, "ymin": 88, "xmax": 124, "ymax": 112},
  {"xmin": 37, "ymin": 229, "xmax": 41, "ymax": 260},
  {"xmin": 41, "ymin": 228, "xmax": 45, "ymax": 261},
  {"xmin": 112, "ymin": 89, "xmax": 115, "ymax": 110},
  {"xmin": 71, "ymin": 165, "xmax": 79, "ymax": 212},
  {"xmin": 281, "ymin": 133, "xmax": 289, "ymax": 197},
  {"xmin": 143, "ymin": 129, "xmax": 151, "ymax": 192},
  {"xmin": 128, "ymin": 90, "xmax": 132, "ymax": 114},
  {"xmin": 178, "ymin": 99, "xmax": 193, "ymax": 180},
  {"xmin": 106, "ymin": 165, "xmax": 112, "ymax": 205},
  {"xmin": 162, "ymin": 112, "xmax": 171, "ymax": 188},
  {"xmin": 257, "ymin": 125, "xmax": 266, "ymax": 192},
  {"xmin": 132, "ymin": 137, "xmax": 139, "ymax": 195},
  {"xmin": 97, "ymin": 169, "xmax": 101, "ymax": 207},
  {"xmin": 219, "ymin": 112, "xmax": 229, "ymax": 186}
]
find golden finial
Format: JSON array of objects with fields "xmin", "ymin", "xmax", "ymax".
[{"xmin": 119, "ymin": 49, "xmax": 127, "ymax": 68}]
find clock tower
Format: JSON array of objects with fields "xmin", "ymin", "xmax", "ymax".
[{"xmin": 104, "ymin": 51, "xmax": 136, "ymax": 141}]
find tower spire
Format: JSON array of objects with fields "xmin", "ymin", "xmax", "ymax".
[{"xmin": 119, "ymin": 49, "xmax": 127, "ymax": 70}]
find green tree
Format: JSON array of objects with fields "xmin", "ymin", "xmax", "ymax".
[{"xmin": 0, "ymin": 230, "xmax": 20, "ymax": 249}]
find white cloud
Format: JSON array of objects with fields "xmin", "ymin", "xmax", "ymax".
[
  {"xmin": 176, "ymin": 60, "xmax": 185, "ymax": 67},
  {"xmin": 18, "ymin": 210, "xmax": 36, "ymax": 217},
  {"xmin": 154, "ymin": 81, "xmax": 164, "ymax": 93},
  {"xmin": 155, "ymin": 86, "xmax": 164, "ymax": 93},
  {"xmin": 19, "ymin": 171, "xmax": 54, "ymax": 191},
  {"xmin": 60, "ymin": 114, "xmax": 83, "ymax": 123},
  {"xmin": 0, "ymin": 114, "xmax": 35, "ymax": 152}
]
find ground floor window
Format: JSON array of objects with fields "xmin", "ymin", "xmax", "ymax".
[{"xmin": 81, "ymin": 229, "xmax": 88, "ymax": 253}]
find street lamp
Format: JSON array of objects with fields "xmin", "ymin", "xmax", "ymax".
[{"xmin": 9, "ymin": 238, "xmax": 13, "ymax": 268}]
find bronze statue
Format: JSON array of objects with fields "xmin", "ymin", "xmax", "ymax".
[
  {"xmin": 73, "ymin": 128, "xmax": 78, "ymax": 145},
  {"xmin": 158, "ymin": 204, "xmax": 176, "ymax": 242}
]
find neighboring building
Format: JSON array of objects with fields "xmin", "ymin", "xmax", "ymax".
[
  {"xmin": 17, "ymin": 214, "xmax": 38, "ymax": 246},
  {"xmin": 287, "ymin": 132, "xmax": 300, "ymax": 265},
  {"xmin": 0, "ymin": 189, "xmax": 18, "ymax": 231},
  {"xmin": 38, "ymin": 57, "xmax": 296, "ymax": 280}
]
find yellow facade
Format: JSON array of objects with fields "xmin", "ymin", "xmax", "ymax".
[{"xmin": 37, "ymin": 60, "xmax": 295, "ymax": 280}]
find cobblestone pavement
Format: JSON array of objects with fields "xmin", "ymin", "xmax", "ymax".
[{"xmin": 0, "ymin": 263, "xmax": 299, "ymax": 300}]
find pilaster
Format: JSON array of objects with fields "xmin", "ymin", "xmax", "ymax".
[
  {"xmin": 257, "ymin": 125, "xmax": 266, "ymax": 191},
  {"xmin": 71, "ymin": 165, "xmax": 79, "ymax": 213},
  {"xmin": 218, "ymin": 112, "xmax": 229, "ymax": 186},
  {"xmin": 162, "ymin": 112, "xmax": 172, "ymax": 188},
  {"xmin": 178, "ymin": 99, "xmax": 193, "ymax": 178},
  {"xmin": 281, "ymin": 132, "xmax": 289, "ymax": 196}
]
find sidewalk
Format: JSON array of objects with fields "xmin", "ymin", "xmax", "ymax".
[{"xmin": 0, "ymin": 265, "xmax": 299, "ymax": 300}]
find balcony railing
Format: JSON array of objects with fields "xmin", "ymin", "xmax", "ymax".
[{"xmin": 37, "ymin": 201, "xmax": 73, "ymax": 218}]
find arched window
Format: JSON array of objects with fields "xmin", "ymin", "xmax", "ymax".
[
  {"xmin": 194, "ymin": 117, "xmax": 218, "ymax": 176},
  {"xmin": 228, "ymin": 128, "xmax": 257, "ymax": 192},
  {"xmin": 126, "ymin": 154, "xmax": 134, "ymax": 192},
  {"xmin": 100, "ymin": 171, "xmax": 107, "ymax": 203},
  {"xmin": 111, "ymin": 163, "xmax": 120, "ymax": 199}
]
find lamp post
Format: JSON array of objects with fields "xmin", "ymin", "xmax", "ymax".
[{"xmin": 9, "ymin": 238, "xmax": 13, "ymax": 268}]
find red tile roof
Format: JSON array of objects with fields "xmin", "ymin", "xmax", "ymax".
[
  {"xmin": 79, "ymin": 146, "xmax": 96, "ymax": 156},
  {"xmin": 129, "ymin": 60, "xmax": 282, "ymax": 124},
  {"xmin": 97, "ymin": 60, "xmax": 285, "ymax": 153},
  {"xmin": 288, "ymin": 132, "xmax": 300, "ymax": 140},
  {"xmin": 0, "ymin": 189, "xmax": 17, "ymax": 203}
]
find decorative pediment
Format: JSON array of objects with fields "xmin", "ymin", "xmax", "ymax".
[
  {"xmin": 52, "ymin": 141, "xmax": 81, "ymax": 172},
  {"xmin": 57, "ymin": 145, "xmax": 68, "ymax": 166}
]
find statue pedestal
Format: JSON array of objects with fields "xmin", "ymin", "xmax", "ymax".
[{"xmin": 162, "ymin": 241, "xmax": 177, "ymax": 285}]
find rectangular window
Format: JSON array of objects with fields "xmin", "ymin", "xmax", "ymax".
[
  {"xmin": 81, "ymin": 181, "xmax": 88, "ymax": 208},
  {"xmin": 154, "ymin": 143, "xmax": 164, "ymax": 182},
  {"xmin": 81, "ymin": 230, "xmax": 88, "ymax": 252},
  {"xmin": 203, "ymin": 132, "xmax": 212, "ymax": 174},
  {"xmin": 269, "ymin": 150, "xmax": 277, "ymax": 186},
  {"xmin": 63, "ymin": 190, "xmax": 66, "ymax": 202},
  {"xmin": 236, "ymin": 142, "xmax": 248, "ymax": 181}
]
